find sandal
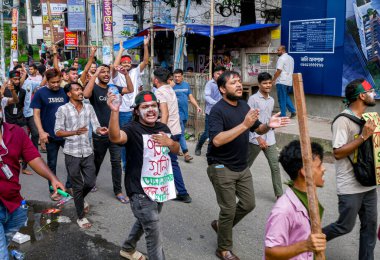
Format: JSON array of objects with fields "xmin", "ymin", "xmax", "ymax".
[
  {"xmin": 77, "ymin": 217, "xmax": 92, "ymax": 229},
  {"xmin": 184, "ymin": 154, "xmax": 193, "ymax": 162},
  {"xmin": 120, "ymin": 249, "xmax": 147, "ymax": 260},
  {"xmin": 116, "ymin": 194, "xmax": 129, "ymax": 204},
  {"xmin": 50, "ymin": 193, "xmax": 62, "ymax": 201},
  {"xmin": 84, "ymin": 201, "xmax": 90, "ymax": 214},
  {"xmin": 22, "ymin": 169, "xmax": 33, "ymax": 175}
]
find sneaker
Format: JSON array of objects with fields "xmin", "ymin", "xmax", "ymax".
[
  {"xmin": 174, "ymin": 194, "xmax": 192, "ymax": 203},
  {"xmin": 120, "ymin": 249, "xmax": 147, "ymax": 260}
]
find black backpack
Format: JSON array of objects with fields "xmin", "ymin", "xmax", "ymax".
[{"xmin": 332, "ymin": 113, "xmax": 376, "ymax": 186}]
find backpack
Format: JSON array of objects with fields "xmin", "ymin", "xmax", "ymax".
[{"xmin": 332, "ymin": 113, "xmax": 376, "ymax": 186}]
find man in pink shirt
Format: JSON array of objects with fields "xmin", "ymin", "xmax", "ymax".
[{"xmin": 264, "ymin": 140, "xmax": 326, "ymax": 260}]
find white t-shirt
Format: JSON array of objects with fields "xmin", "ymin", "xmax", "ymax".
[
  {"xmin": 155, "ymin": 85, "xmax": 182, "ymax": 135},
  {"xmin": 114, "ymin": 65, "xmax": 143, "ymax": 112},
  {"xmin": 276, "ymin": 53, "xmax": 294, "ymax": 86},
  {"xmin": 332, "ymin": 109, "xmax": 376, "ymax": 195}
]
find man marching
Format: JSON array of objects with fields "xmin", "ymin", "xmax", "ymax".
[
  {"xmin": 108, "ymin": 91, "xmax": 179, "ymax": 260},
  {"xmin": 207, "ymin": 71, "xmax": 289, "ymax": 260}
]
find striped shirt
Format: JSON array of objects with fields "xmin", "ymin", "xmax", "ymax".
[{"xmin": 54, "ymin": 102, "xmax": 100, "ymax": 157}]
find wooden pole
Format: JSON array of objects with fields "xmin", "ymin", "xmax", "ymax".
[
  {"xmin": 293, "ymin": 73, "xmax": 325, "ymax": 260},
  {"xmin": 46, "ymin": 0, "xmax": 55, "ymax": 45},
  {"xmin": 208, "ymin": 0, "xmax": 214, "ymax": 80}
]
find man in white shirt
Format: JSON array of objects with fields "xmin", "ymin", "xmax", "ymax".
[
  {"xmin": 154, "ymin": 67, "xmax": 192, "ymax": 203},
  {"xmin": 113, "ymin": 35, "xmax": 150, "ymax": 171},
  {"xmin": 247, "ymin": 72, "xmax": 283, "ymax": 199},
  {"xmin": 272, "ymin": 46, "xmax": 296, "ymax": 118}
]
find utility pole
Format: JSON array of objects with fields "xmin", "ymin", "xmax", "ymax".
[
  {"xmin": 209, "ymin": 0, "xmax": 214, "ymax": 79},
  {"xmin": 149, "ymin": 0, "xmax": 154, "ymax": 72},
  {"xmin": 10, "ymin": 0, "xmax": 19, "ymax": 64},
  {"xmin": 0, "ymin": 0, "xmax": 5, "ymax": 83},
  {"xmin": 102, "ymin": 0, "xmax": 113, "ymax": 64}
]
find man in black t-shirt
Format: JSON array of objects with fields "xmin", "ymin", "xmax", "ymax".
[
  {"xmin": 83, "ymin": 64, "xmax": 133, "ymax": 204},
  {"xmin": 6, "ymin": 70, "xmax": 29, "ymax": 174},
  {"xmin": 206, "ymin": 71, "xmax": 289, "ymax": 260},
  {"xmin": 108, "ymin": 91, "xmax": 179, "ymax": 260}
]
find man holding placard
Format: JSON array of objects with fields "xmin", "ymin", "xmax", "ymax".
[
  {"xmin": 323, "ymin": 79, "xmax": 378, "ymax": 260},
  {"xmin": 108, "ymin": 90, "xmax": 179, "ymax": 260}
]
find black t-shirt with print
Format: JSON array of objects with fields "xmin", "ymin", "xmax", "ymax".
[
  {"xmin": 4, "ymin": 86, "xmax": 26, "ymax": 125},
  {"xmin": 89, "ymin": 84, "xmax": 123, "ymax": 136},
  {"xmin": 121, "ymin": 121, "xmax": 172, "ymax": 197},
  {"xmin": 207, "ymin": 99, "xmax": 262, "ymax": 172}
]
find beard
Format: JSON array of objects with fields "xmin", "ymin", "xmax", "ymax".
[
  {"xmin": 364, "ymin": 99, "xmax": 376, "ymax": 107},
  {"xmin": 226, "ymin": 92, "xmax": 241, "ymax": 101}
]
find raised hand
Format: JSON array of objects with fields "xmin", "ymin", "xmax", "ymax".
[
  {"xmin": 268, "ymin": 112, "xmax": 290, "ymax": 128},
  {"xmin": 144, "ymin": 34, "xmax": 151, "ymax": 46},
  {"xmin": 243, "ymin": 109, "xmax": 259, "ymax": 128},
  {"xmin": 107, "ymin": 92, "xmax": 121, "ymax": 112}
]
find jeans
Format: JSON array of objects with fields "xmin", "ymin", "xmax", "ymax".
[
  {"xmin": 122, "ymin": 194, "xmax": 165, "ymax": 260},
  {"xmin": 119, "ymin": 111, "xmax": 133, "ymax": 171},
  {"xmin": 207, "ymin": 165, "xmax": 255, "ymax": 251},
  {"xmin": 196, "ymin": 114, "xmax": 209, "ymax": 149},
  {"xmin": 179, "ymin": 119, "xmax": 188, "ymax": 154},
  {"xmin": 170, "ymin": 134, "xmax": 188, "ymax": 196},
  {"xmin": 0, "ymin": 202, "xmax": 28, "ymax": 260},
  {"xmin": 93, "ymin": 135, "xmax": 123, "ymax": 195},
  {"xmin": 46, "ymin": 137, "xmax": 71, "ymax": 190},
  {"xmin": 65, "ymin": 154, "xmax": 96, "ymax": 219},
  {"xmin": 322, "ymin": 189, "xmax": 377, "ymax": 260},
  {"xmin": 247, "ymin": 144, "xmax": 283, "ymax": 197},
  {"xmin": 276, "ymin": 83, "xmax": 296, "ymax": 117}
]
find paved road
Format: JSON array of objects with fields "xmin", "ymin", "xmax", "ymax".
[{"xmin": 15, "ymin": 142, "xmax": 380, "ymax": 260}]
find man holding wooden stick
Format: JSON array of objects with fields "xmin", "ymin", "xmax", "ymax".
[
  {"xmin": 323, "ymin": 79, "xmax": 377, "ymax": 260},
  {"xmin": 206, "ymin": 71, "xmax": 289, "ymax": 260},
  {"xmin": 264, "ymin": 140, "xmax": 326, "ymax": 259}
]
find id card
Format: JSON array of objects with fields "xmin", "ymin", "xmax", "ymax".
[
  {"xmin": 13, "ymin": 107, "xmax": 17, "ymax": 115},
  {"xmin": 1, "ymin": 164, "xmax": 13, "ymax": 179}
]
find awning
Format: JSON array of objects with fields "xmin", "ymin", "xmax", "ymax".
[
  {"xmin": 113, "ymin": 36, "xmax": 144, "ymax": 51},
  {"xmin": 136, "ymin": 23, "xmax": 279, "ymax": 37},
  {"xmin": 114, "ymin": 23, "xmax": 279, "ymax": 50}
]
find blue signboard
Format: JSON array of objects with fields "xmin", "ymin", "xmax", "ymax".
[
  {"xmin": 67, "ymin": 0, "xmax": 86, "ymax": 31},
  {"xmin": 289, "ymin": 18, "xmax": 335, "ymax": 54},
  {"xmin": 282, "ymin": 0, "xmax": 380, "ymax": 97}
]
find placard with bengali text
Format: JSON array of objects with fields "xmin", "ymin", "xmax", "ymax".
[{"xmin": 141, "ymin": 134, "xmax": 176, "ymax": 202}]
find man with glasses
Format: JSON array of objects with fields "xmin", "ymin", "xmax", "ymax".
[{"xmin": 323, "ymin": 79, "xmax": 378, "ymax": 260}]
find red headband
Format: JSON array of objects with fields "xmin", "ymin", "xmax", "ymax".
[
  {"xmin": 361, "ymin": 80, "xmax": 373, "ymax": 91},
  {"xmin": 121, "ymin": 56, "xmax": 132, "ymax": 63}
]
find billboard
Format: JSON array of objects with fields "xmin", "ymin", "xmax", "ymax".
[
  {"xmin": 40, "ymin": 0, "xmax": 66, "ymax": 46},
  {"xmin": 282, "ymin": 0, "xmax": 380, "ymax": 97},
  {"xmin": 67, "ymin": 0, "xmax": 86, "ymax": 31}
]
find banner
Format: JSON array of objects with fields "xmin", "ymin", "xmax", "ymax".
[
  {"xmin": 141, "ymin": 134, "xmax": 176, "ymax": 202},
  {"xmin": 10, "ymin": 8, "xmax": 18, "ymax": 59},
  {"xmin": 64, "ymin": 28, "xmax": 78, "ymax": 46},
  {"xmin": 67, "ymin": 0, "xmax": 86, "ymax": 31},
  {"xmin": 362, "ymin": 112, "xmax": 380, "ymax": 186},
  {"xmin": 281, "ymin": 0, "xmax": 380, "ymax": 98},
  {"xmin": 103, "ymin": 0, "xmax": 112, "ymax": 37}
]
